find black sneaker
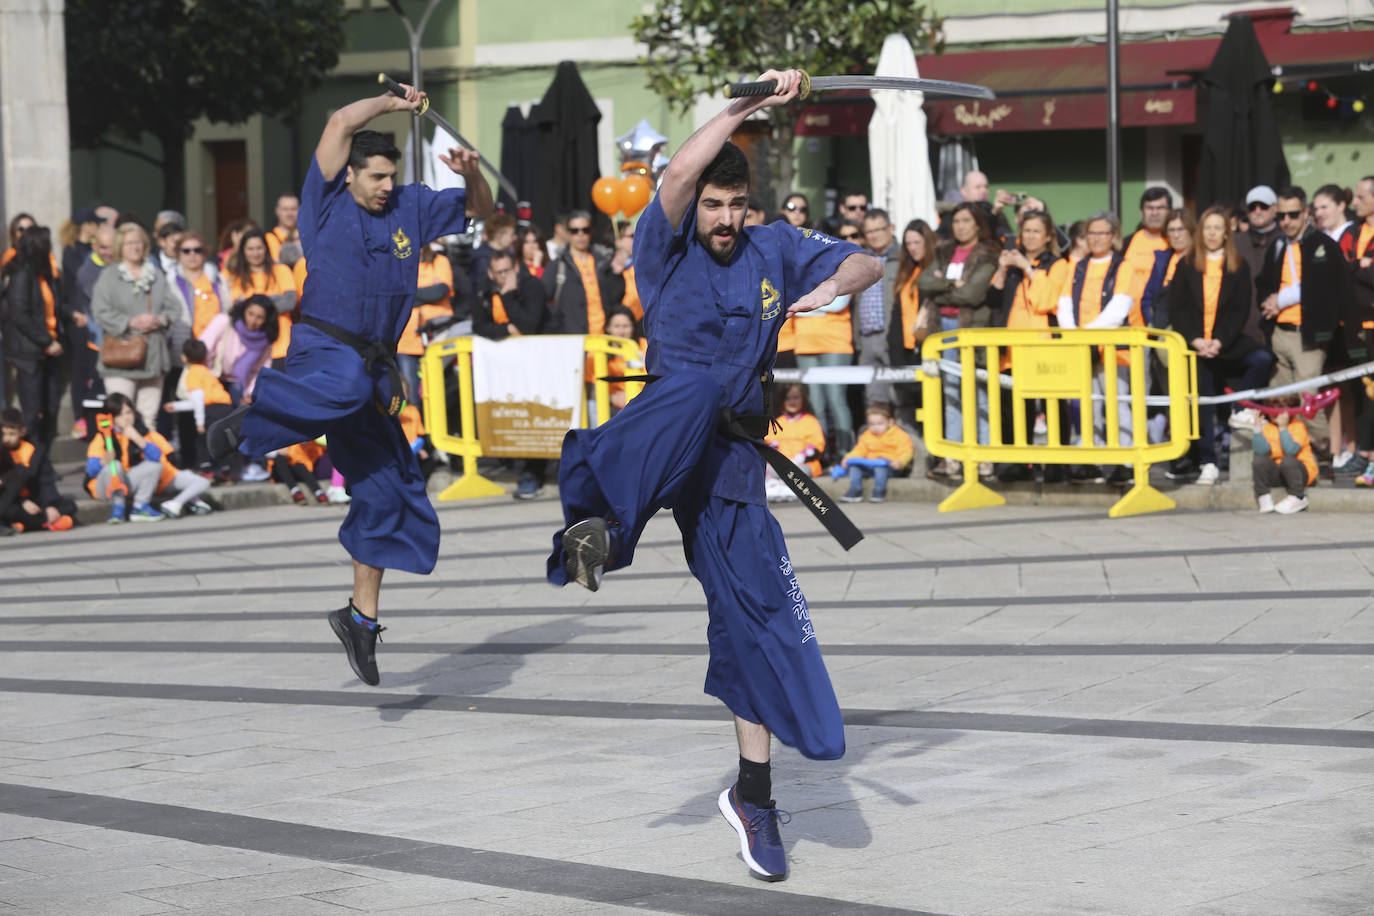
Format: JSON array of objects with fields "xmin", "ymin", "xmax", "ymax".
[
  {"xmin": 206, "ymin": 404, "xmax": 251, "ymax": 462},
  {"xmin": 562, "ymin": 517, "xmax": 609, "ymax": 592},
  {"xmin": 328, "ymin": 604, "xmax": 385, "ymax": 686}
]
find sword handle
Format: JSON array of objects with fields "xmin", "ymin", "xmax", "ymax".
[
  {"xmin": 377, "ymin": 72, "xmax": 429, "ymax": 116},
  {"xmin": 722, "ymin": 70, "xmax": 811, "ymax": 100}
]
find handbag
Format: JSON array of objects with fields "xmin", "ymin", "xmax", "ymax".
[{"xmin": 100, "ymin": 290, "xmax": 152, "ymax": 369}]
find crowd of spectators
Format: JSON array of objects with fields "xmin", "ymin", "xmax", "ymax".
[{"xmin": 2, "ymin": 165, "xmax": 1372, "ymax": 529}]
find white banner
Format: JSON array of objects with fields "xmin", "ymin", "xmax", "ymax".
[{"xmin": 472, "ymin": 335, "xmax": 586, "ymax": 458}]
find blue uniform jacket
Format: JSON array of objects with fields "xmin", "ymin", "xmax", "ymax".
[
  {"xmin": 298, "ymin": 157, "xmax": 468, "ymax": 344},
  {"xmin": 634, "ymin": 196, "xmax": 860, "ymax": 503}
]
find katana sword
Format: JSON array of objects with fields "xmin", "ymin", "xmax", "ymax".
[
  {"xmin": 377, "ymin": 73, "xmax": 521, "ymax": 201},
  {"xmin": 724, "ymin": 71, "xmax": 995, "ymax": 100}
]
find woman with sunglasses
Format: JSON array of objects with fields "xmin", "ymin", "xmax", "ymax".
[
  {"xmin": 779, "ymin": 193, "xmax": 810, "ymax": 229},
  {"xmin": 169, "ymin": 231, "xmax": 231, "ymax": 339}
]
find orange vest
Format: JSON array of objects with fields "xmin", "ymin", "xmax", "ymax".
[
  {"xmin": 572, "ymin": 252, "xmax": 605, "ymax": 335},
  {"xmin": 1001, "ymin": 256, "xmax": 1063, "ymax": 371},
  {"xmin": 7, "ymin": 440, "xmax": 36, "ymax": 498},
  {"xmin": 844, "ymin": 425, "xmax": 913, "ymax": 468},
  {"xmin": 793, "ymin": 305, "xmax": 853, "ymax": 356},
  {"xmin": 280, "ymin": 439, "xmax": 324, "ymax": 470},
  {"xmin": 1201, "ymin": 255, "xmax": 1224, "ymax": 340},
  {"xmin": 1359, "ymin": 224, "xmax": 1374, "ymax": 330},
  {"xmin": 184, "ymin": 363, "xmax": 233, "ymax": 406},
  {"xmin": 85, "ymin": 430, "xmax": 178, "ymax": 497},
  {"xmin": 1068, "ymin": 256, "xmax": 1143, "ymax": 367},
  {"xmin": 776, "ymin": 315, "xmax": 795, "ymax": 354},
  {"xmin": 398, "ymin": 403, "xmax": 425, "ymax": 445},
  {"xmin": 292, "ymin": 257, "xmax": 308, "ymax": 298},
  {"xmin": 899, "ymin": 268, "xmax": 920, "ymax": 351},
  {"xmin": 623, "ymin": 265, "xmax": 642, "ymax": 321},
  {"xmin": 1259, "ymin": 419, "xmax": 1317, "ymax": 485},
  {"xmin": 186, "ymin": 273, "xmax": 224, "ymax": 337},
  {"xmin": 398, "ymin": 255, "xmax": 455, "ymax": 356},
  {"xmin": 766, "ymin": 411, "xmax": 826, "ymax": 477},
  {"xmin": 1277, "ymin": 243, "xmax": 1301, "ymax": 326},
  {"xmin": 1124, "ymin": 229, "xmax": 1168, "ymax": 301}
]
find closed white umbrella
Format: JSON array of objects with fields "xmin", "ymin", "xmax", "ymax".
[{"xmin": 868, "ymin": 33, "xmax": 938, "ymax": 229}]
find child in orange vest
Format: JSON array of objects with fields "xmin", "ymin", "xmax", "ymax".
[
  {"xmin": 271, "ymin": 439, "xmax": 329, "ymax": 504},
  {"xmin": 764, "ymin": 383, "xmax": 826, "ymax": 502},
  {"xmin": 165, "ymin": 339, "xmax": 237, "ymax": 474},
  {"xmin": 839, "ymin": 402, "xmax": 913, "ymax": 503},
  {"xmin": 0, "ymin": 407, "xmax": 76, "ymax": 534},
  {"xmin": 1252, "ymin": 394, "xmax": 1316, "ymax": 514},
  {"xmin": 86, "ymin": 393, "xmax": 213, "ymax": 522}
]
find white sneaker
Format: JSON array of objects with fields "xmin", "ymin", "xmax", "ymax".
[
  {"xmin": 1257, "ymin": 494, "xmax": 1275, "ymax": 513},
  {"xmin": 1195, "ymin": 463, "xmax": 1219, "ymax": 485},
  {"xmin": 242, "ymin": 463, "xmax": 270, "ymax": 482},
  {"xmin": 1274, "ymin": 495, "xmax": 1308, "ymax": 514},
  {"xmin": 1228, "ymin": 408, "xmax": 1261, "ymax": 432},
  {"xmin": 159, "ymin": 500, "xmax": 183, "ymax": 519},
  {"xmin": 327, "ymin": 485, "xmax": 351, "ymax": 504},
  {"xmin": 1331, "ymin": 450, "xmax": 1356, "ymax": 471}
]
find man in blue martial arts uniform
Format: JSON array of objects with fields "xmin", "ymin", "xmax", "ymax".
[
  {"xmin": 209, "ymin": 84, "xmax": 493, "ymax": 686},
  {"xmin": 546, "ymin": 69, "xmax": 882, "ymax": 882}
]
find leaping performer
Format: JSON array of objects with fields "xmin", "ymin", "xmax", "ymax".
[
  {"xmin": 546, "ymin": 69, "xmax": 882, "ymax": 882},
  {"xmin": 209, "ymin": 83, "xmax": 494, "ymax": 685}
]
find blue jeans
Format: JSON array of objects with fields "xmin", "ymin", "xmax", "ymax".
[
  {"xmin": 797, "ymin": 352, "xmax": 854, "ymax": 451},
  {"xmin": 845, "ymin": 463, "xmax": 890, "ymax": 499},
  {"xmin": 939, "ymin": 315, "xmax": 989, "ymax": 444}
]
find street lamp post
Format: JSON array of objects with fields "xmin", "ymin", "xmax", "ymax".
[
  {"xmin": 385, "ymin": 0, "xmax": 443, "ymax": 185},
  {"xmin": 1106, "ymin": 0, "xmax": 1122, "ymax": 217}
]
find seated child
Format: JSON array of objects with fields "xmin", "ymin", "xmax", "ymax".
[
  {"xmin": 165, "ymin": 339, "xmax": 236, "ymax": 474},
  {"xmin": 763, "ymin": 383, "xmax": 825, "ymax": 502},
  {"xmin": 1252, "ymin": 394, "xmax": 1316, "ymax": 515},
  {"xmin": 0, "ymin": 408, "xmax": 76, "ymax": 534},
  {"xmin": 87, "ymin": 393, "xmax": 214, "ymax": 522},
  {"xmin": 271, "ymin": 439, "xmax": 329, "ymax": 505},
  {"xmin": 839, "ymin": 402, "xmax": 913, "ymax": 504}
]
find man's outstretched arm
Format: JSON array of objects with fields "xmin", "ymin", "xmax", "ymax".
[
  {"xmin": 788, "ymin": 253, "xmax": 884, "ymax": 317},
  {"xmin": 316, "ymin": 84, "xmax": 425, "ymax": 181},
  {"xmin": 656, "ymin": 69, "xmax": 803, "ymax": 229}
]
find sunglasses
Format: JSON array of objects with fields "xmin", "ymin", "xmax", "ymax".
[
  {"xmin": 1277, "ymin": 210, "xmax": 1304, "ymax": 220},
  {"xmin": 839, "ymin": 232, "xmax": 860, "ymax": 240},
  {"xmin": 180, "ymin": 246, "xmax": 204, "ymax": 254},
  {"xmin": 842, "ymin": 203, "xmax": 867, "ymax": 211},
  {"xmin": 1247, "ymin": 201, "xmax": 1273, "ymax": 212},
  {"xmin": 784, "ymin": 203, "xmax": 807, "ymax": 212},
  {"xmin": 569, "ymin": 226, "xmax": 591, "ymax": 235}
]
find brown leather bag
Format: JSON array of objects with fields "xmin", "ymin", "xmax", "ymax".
[{"xmin": 100, "ymin": 291, "xmax": 151, "ymax": 369}]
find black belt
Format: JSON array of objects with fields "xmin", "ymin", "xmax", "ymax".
[
  {"xmin": 1275, "ymin": 322, "xmax": 1301, "ymax": 330},
  {"xmin": 717, "ymin": 406, "xmax": 864, "ymax": 551},
  {"xmin": 298, "ymin": 314, "xmax": 406, "ymax": 416}
]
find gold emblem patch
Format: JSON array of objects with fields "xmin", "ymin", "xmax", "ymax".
[
  {"xmin": 761, "ymin": 278, "xmax": 781, "ymax": 320},
  {"xmin": 392, "ymin": 227, "xmax": 413, "ymax": 259}
]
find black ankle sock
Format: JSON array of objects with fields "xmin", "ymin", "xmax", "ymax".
[{"xmin": 738, "ymin": 756, "xmax": 772, "ymax": 807}]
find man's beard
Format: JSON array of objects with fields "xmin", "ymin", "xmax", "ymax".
[{"xmin": 696, "ymin": 225, "xmax": 739, "ymax": 265}]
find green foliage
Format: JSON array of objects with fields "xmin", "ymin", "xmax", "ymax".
[
  {"xmin": 630, "ymin": 0, "xmax": 944, "ymax": 119},
  {"xmin": 66, "ymin": 0, "xmax": 348, "ymax": 149}
]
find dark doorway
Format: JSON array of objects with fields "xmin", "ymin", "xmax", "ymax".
[{"xmin": 208, "ymin": 140, "xmax": 248, "ymax": 241}]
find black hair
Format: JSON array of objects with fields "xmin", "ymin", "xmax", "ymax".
[
  {"xmin": 747, "ymin": 197, "xmax": 766, "ymax": 213},
  {"xmin": 1140, "ymin": 186, "xmax": 1173, "ymax": 209},
  {"xmin": 230, "ymin": 294, "xmax": 281, "ymax": 343},
  {"xmin": 1277, "ymin": 185, "xmax": 1307, "ymax": 205},
  {"xmin": 863, "ymin": 208, "xmax": 891, "ymax": 227},
  {"xmin": 3, "ymin": 226, "xmax": 54, "ymax": 288},
  {"xmin": 156, "ymin": 221, "xmax": 185, "ymax": 239},
  {"xmin": 227, "ymin": 229, "xmax": 276, "ymax": 291},
  {"xmin": 488, "ymin": 248, "xmax": 516, "ymax": 269},
  {"xmin": 104, "ymin": 392, "xmax": 135, "ymax": 415},
  {"xmin": 602, "ymin": 304, "xmax": 642, "ymax": 340},
  {"xmin": 841, "ymin": 189, "xmax": 868, "ymax": 203},
  {"xmin": 348, "ymin": 130, "xmax": 401, "ymax": 172},
  {"xmin": 696, "ymin": 142, "xmax": 750, "ymax": 196},
  {"xmin": 183, "ymin": 339, "xmax": 208, "ymax": 364},
  {"xmin": 0, "ymin": 406, "xmax": 24, "ymax": 430},
  {"xmin": 1313, "ymin": 183, "xmax": 1351, "ymax": 208}
]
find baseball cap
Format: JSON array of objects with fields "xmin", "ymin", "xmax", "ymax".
[
  {"xmin": 1245, "ymin": 185, "xmax": 1277, "ymax": 207},
  {"xmin": 72, "ymin": 205, "xmax": 100, "ymax": 224}
]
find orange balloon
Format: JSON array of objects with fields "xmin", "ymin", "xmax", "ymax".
[
  {"xmin": 619, "ymin": 174, "xmax": 652, "ymax": 218},
  {"xmin": 591, "ymin": 176, "xmax": 622, "ymax": 216}
]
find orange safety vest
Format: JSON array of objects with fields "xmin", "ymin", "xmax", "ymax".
[
  {"xmin": 7, "ymin": 440, "xmax": 36, "ymax": 498},
  {"xmin": 1259, "ymin": 419, "xmax": 1318, "ymax": 485},
  {"xmin": 766, "ymin": 412, "xmax": 826, "ymax": 477},
  {"xmin": 398, "ymin": 255, "xmax": 455, "ymax": 357},
  {"xmin": 85, "ymin": 430, "xmax": 179, "ymax": 497}
]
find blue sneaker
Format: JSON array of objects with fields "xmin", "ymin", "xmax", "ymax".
[
  {"xmin": 107, "ymin": 502, "xmax": 126, "ymax": 525},
  {"xmin": 718, "ymin": 783, "xmax": 790, "ymax": 882},
  {"xmin": 129, "ymin": 503, "xmax": 165, "ymax": 522}
]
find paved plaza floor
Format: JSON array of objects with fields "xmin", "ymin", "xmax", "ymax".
[{"xmin": 1, "ymin": 495, "xmax": 1372, "ymax": 914}]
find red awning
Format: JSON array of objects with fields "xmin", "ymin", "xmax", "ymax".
[{"xmin": 794, "ymin": 7, "xmax": 1374, "ymax": 136}]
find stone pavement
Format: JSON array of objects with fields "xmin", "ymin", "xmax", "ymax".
[{"xmin": 1, "ymin": 495, "xmax": 1372, "ymax": 915}]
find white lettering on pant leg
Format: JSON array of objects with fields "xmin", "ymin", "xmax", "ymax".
[{"xmin": 779, "ymin": 554, "xmax": 816, "ymax": 644}]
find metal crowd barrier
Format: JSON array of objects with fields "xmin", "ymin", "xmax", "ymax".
[
  {"xmin": 420, "ymin": 334, "xmax": 645, "ymax": 501},
  {"xmin": 920, "ymin": 327, "xmax": 1198, "ymax": 518}
]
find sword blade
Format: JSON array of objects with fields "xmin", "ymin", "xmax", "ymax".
[
  {"xmin": 420, "ymin": 107, "xmax": 522, "ymax": 202},
  {"xmin": 810, "ymin": 75, "xmax": 996, "ymax": 100}
]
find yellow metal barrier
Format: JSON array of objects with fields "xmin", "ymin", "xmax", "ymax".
[
  {"xmin": 420, "ymin": 334, "xmax": 645, "ymax": 501},
  {"xmin": 920, "ymin": 327, "xmax": 1198, "ymax": 518}
]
